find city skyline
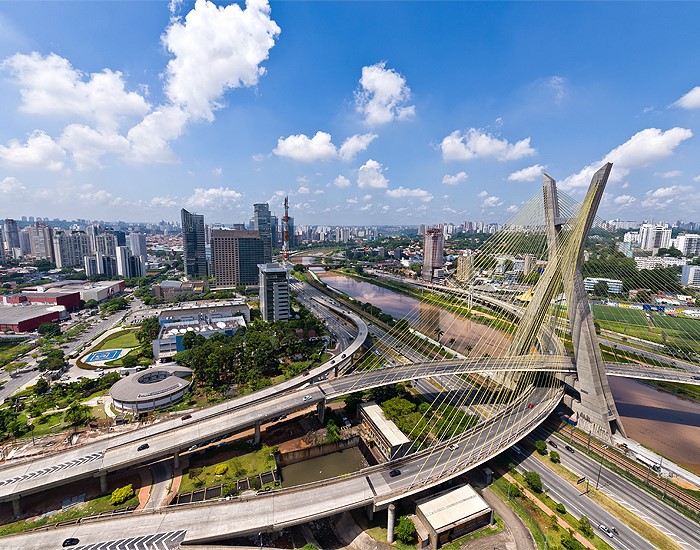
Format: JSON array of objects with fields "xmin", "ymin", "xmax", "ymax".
[{"xmin": 1, "ymin": 1, "xmax": 700, "ymax": 225}]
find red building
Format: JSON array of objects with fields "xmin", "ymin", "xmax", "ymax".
[
  {"xmin": 3, "ymin": 291, "xmax": 81, "ymax": 311},
  {"xmin": 0, "ymin": 307, "xmax": 60, "ymax": 332}
]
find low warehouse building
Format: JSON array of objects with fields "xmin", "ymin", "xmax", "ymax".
[
  {"xmin": 415, "ymin": 484, "xmax": 493, "ymax": 549},
  {"xmin": 0, "ymin": 305, "xmax": 61, "ymax": 332},
  {"xmin": 110, "ymin": 365, "xmax": 192, "ymax": 414}
]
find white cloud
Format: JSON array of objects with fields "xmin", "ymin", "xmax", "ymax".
[
  {"xmin": 2, "ymin": 52, "xmax": 150, "ymax": 130},
  {"xmin": 653, "ymin": 170, "xmax": 681, "ymax": 178},
  {"xmin": 346, "ymin": 197, "xmax": 358, "ymax": 205},
  {"xmin": 273, "ymin": 131, "xmax": 337, "ymax": 162},
  {"xmin": 440, "ymin": 128, "xmax": 536, "ymax": 161},
  {"xmin": 673, "ymin": 86, "xmax": 700, "ymax": 110},
  {"xmin": 0, "ymin": 176, "xmax": 27, "ymax": 195},
  {"xmin": 508, "ymin": 164, "xmax": 545, "ymax": 182},
  {"xmin": 212, "ymin": 167, "xmax": 222, "ymax": 175},
  {"xmin": 613, "ymin": 194, "xmax": 636, "ymax": 207},
  {"xmin": 386, "ymin": 186, "xmax": 433, "ymax": 202},
  {"xmin": 360, "ymin": 203, "xmax": 373, "ymax": 211},
  {"xmin": 480, "ymin": 193, "xmax": 503, "ymax": 208},
  {"xmin": 0, "ymin": 130, "xmax": 65, "ymax": 171},
  {"xmin": 559, "ymin": 127, "xmax": 693, "ymax": 190},
  {"xmin": 355, "ymin": 61, "xmax": 415, "ymax": 126},
  {"xmin": 274, "ymin": 131, "xmax": 376, "ymax": 162},
  {"xmin": 162, "ymin": 0, "xmax": 280, "ymax": 122},
  {"xmin": 442, "ymin": 171, "xmax": 468, "ymax": 185},
  {"xmin": 59, "ymin": 125, "xmax": 129, "ymax": 170},
  {"xmin": 357, "ymin": 159, "xmax": 389, "ymax": 189},
  {"xmin": 126, "ymin": 105, "xmax": 189, "ymax": 163},
  {"xmin": 252, "ymin": 153, "xmax": 265, "ymax": 162},
  {"xmin": 694, "ymin": 175, "xmax": 700, "ymax": 183},
  {"xmin": 546, "ymin": 76, "xmax": 567, "ymax": 104},
  {"xmin": 641, "ymin": 185, "xmax": 692, "ymax": 209},
  {"xmin": 338, "ymin": 133, "xmax": 377, "ymax": 161},
  {"xmin": 298, "ymin": 186, "xmax": 310, "ymax": 194},
  {"xmin": 506, "ymin": 205, "xmax": 518, "ymax": 213},
  {"xmin": 186, "ymin": 186, "xmax": 243, "ymax": 209},
  {"xmin": 333, "ymin": 175, "xmax": 351, "ymax": 188},
  {"xmin": 362, "ymin": 194, "xmax": 372, "ymax": 201},
  {"xmin": 149, "ymin": 195, "xmax": 178, "ymax": 208}
]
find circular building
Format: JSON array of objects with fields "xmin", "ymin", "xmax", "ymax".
[{"xmin": 110, "ymin": 365, "xmax": 193, "ymax": 414}]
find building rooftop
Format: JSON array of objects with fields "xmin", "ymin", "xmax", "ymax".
[
  {"xmin": 0, "ymin": 305, "xmax": 58, "ymax": 324},
  {"xmin": 158, "ymin": 299, "xmax": 247, "ymax": 315},
  {"xmin": 359, "ymin": 401, "xmax": 410, "ymax": 447},
  {"xmin": 110, "ymin": 365, "xmax": 192, "ymax": 403},
  {"xmin": 416, "ymin": 484, "xmax": 490, "ymax": 532},
  {"xmin": 160, "ymin": 316, "xmax": 246, "ymax": 339}
]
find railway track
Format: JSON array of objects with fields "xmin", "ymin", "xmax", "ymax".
[{"xmin": 550, "ymin": 420, "xmax": 700, "ymax": 517}]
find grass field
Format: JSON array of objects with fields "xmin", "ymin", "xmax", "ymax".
[
  {"xmin": 591, "ymin": 305, "xmax": 647, "ymax": 325},
  {"xmin": 650, "ymin": 314, "xmax": 700, "ymax": 334},
  {"xmin": 93, "ymin": 329, "xmax": 140, "ymax": 351}
]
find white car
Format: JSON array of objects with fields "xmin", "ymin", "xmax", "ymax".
[
  {"xmin": 598, "ymin": 524, "xmax": 614, "ymax": 538},
  {"xmin": 302, "ymin": 395, "xmax": 312, "ymax": 402},
  {"xmin": 448, "ymin": 443, "xmax": 459, "ymax": 451}
]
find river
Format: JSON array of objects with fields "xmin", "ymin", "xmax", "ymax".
[
  {"xmin": 312, "ymin": 268, "xmax": 700, "ymax": 475},
  {"xmin": 313, "ymin": 269, "xmax": 511, "ymax": 358},
  {"xmin": 281, "ymin": 447, "xmax": 366, "ymax": 487}
]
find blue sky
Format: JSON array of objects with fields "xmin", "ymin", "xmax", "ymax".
[{"xmin": 1, "ymin": 1, "xmax": 699, "ymax": 226}]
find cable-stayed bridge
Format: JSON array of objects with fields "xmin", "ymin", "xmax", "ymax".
[{"xmin": 3, "ymin": 163, "xmax": 700, "ymax": 548}]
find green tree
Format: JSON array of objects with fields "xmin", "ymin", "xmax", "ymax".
[
  {"xmin": 84, "ymin": 299, "xmax": 99, "ymax": 309},
  {"xmin": 523, "ymin": 471, "xmax": 543, "ymax": 493},
  {"xmin": 578, "ymin": 515, "xmax": 593, "ymax": 537},
  {"xmin": 137, "ymin": 317, "xmax": 160, "ymax": 345},
  {"xmin": 33, "ymin": 377, "xmax": 49, "ymax": 396},
  {"xmin": 394, "ymin": 515, "xmax": 417, "ymax": 544},
  {"xmin": 593, "ymin": 281, "xmax": 609, "ymax": 296},
  {"xmin": 110, "ymin": 484, "xmax": 135, "ymax": 505},
  {"xmin": 555, "ymin": 502, "xmax": 566, "ymax": 514},
  {"xmin": 534, "ymin": 440, "xmax": 547, "ymax": 455},
  {"xmin": 550, "ymin": 450, "xmax": 561, "ymax": 463},
  {"xmin": 37, "ymin": 322, "xmax": 61, "ymax": 337},
  {"xmin": 325, "ymin": 418, "xmax": 340, "ymax": 442},
  {"xmin": 120, "ymin": 354, "xmax": 139, "ymax": 368},
  {"xmin": 64, "ymin": 403, "xmax": 93, "ymax": 429}
]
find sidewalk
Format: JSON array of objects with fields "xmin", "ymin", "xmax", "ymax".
[{"xmin": 500, "ymin": 470, "xmax": 596, "ymax": 550}]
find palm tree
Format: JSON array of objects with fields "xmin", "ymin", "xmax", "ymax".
[{"xmin": 434, "ymin": 327, "xmax": 444, "ymax": 342}]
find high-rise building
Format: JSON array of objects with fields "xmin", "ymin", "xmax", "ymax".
[
  {"xmin": 523, "ymin": 253, "xmax": 535, "ymax": 276},
  {"xmin": 455, "ymin": 254, "xmax": 473, "ymax": 282},
  {"xmin": 53, "ymin": 230, "xmax": 89, "ymax": 269},
  {"xmin": 129, "ymin": 232, "xmax": 148, "ymax": 259},
  {"xmin": 258, "ymin": 263, "xmax": 290, "ymax": 322},
  {"xmin": 181, "ymin": 208, "xmax": 208, "ymax": 279},
  {"xmin": 94, "ymin": 232, "xmax": 118, "ymax": 257},
  {"xmin": 639, "ymin": 223, "xmax": 671, "ymax": 253},
  {"xmin": 27, "ymin": 222, "xmax": 54, "ymax": 262},
  {"xmin": 211, "ymin": 229, "xmax": 264, "ymax": 286},
  {"xmin": 270, "ymin": 215, "xmax": 279, "ymax": 248},
  {"xmin": 3, "ymin": 219, "xmax": 20, "ymax": 254},
  {"xmin": 116, "ymin": 246, "xmax": 145, "ymax": 279},
  {"xmin": 672, "ymin": 234, "xmax": 700, "ymax": 257},
  {"xmin": 681, "ymin": 265, "xmax": 700, "ymax": 287},
  {"xmin": 253, "ymin": 203, "xmax": 273, "ymax": 263},
  {"xmin": 84, "ymin": 252, "xmax": 117, "ymax": 277},
  {"xmin": 422, "ymin": 227, "xmax": 444, "ymax": 281}
]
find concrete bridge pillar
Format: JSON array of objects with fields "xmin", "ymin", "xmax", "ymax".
[
  {"xmin": 254, "ymin": 421, "xmax": 261, "ymax": 444},
  {"xmin": 100, "ymin": 473, "xmax": 108, "ymax": 493},
  {"xmin": 387, "ymin": 503, "xmax": 396, "ymax": 543},
  {"xmin": 366, "ymin": 505, "xmax": 374, "ymax": 521},
  {"xmin": 173, "ymin": 451, "xmax": 180, "ymax": 470},
  {"xmin": 11, "ymin": 498, "xmax": 20, "ymax": 517},
  {"xmin": 317, "ymin": 400, "xmax": 326, "ymax": 424}
]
